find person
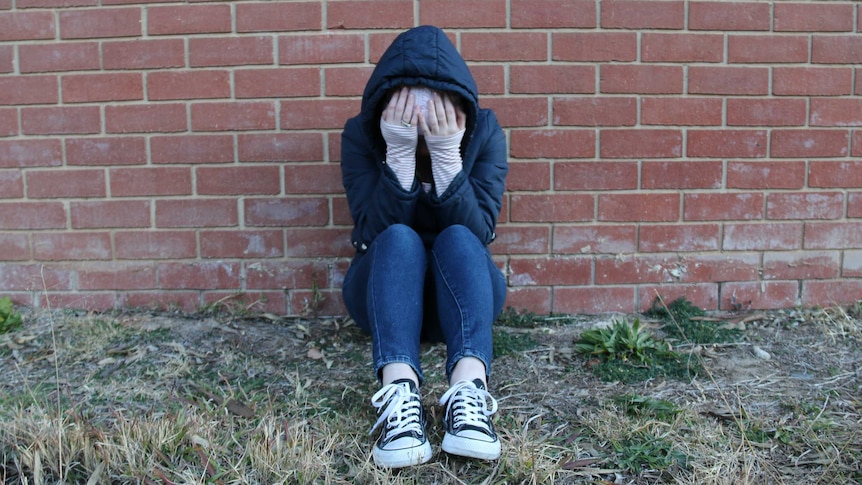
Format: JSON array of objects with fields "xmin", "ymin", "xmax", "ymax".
[{"xmin": 340, "ymin": 25, "xmax": 509, "ymax": 468}]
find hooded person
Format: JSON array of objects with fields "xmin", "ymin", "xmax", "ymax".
[{"xmin": 340, "ymin": 26, "xmax": 509, "ymax": 468}]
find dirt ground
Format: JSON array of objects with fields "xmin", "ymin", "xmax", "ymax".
[{"xmin": 2, "ymin": 305, "xmax": 861, "ymax": 484}]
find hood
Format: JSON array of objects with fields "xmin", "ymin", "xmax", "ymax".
[{"xmin": 360, "ymin": 25, "xmax": 479, "ymax": 143}]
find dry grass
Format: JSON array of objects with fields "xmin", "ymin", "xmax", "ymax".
[{"xmin": 1, "ymin": 303, "xmax": 861, "ymax": 484}]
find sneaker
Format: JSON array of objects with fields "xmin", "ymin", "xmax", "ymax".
[
  {"xmin": 439, "ymin": 378, "xmax": 501, "ymax": 460},
  {"xmin": 369, "ymin": 379, "xmax": 433, "ymax": 468}
]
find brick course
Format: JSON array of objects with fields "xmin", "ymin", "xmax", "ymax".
[{"xmin": 1, "ymin": 1, "xmax": 860, "ymax": 314}]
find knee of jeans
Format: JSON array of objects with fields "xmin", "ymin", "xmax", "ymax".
[
  {"xmin": 377, "ymin": 224, "xmax": 424, "ymax": 254},
  {"xmin": 435, "ymin": 224, "xmax": 479, "ymax": 248}
]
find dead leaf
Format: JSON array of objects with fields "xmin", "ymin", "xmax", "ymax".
[
  {"xmin": 225, "ymin": 398, "xmax": 255, "ymax": 418},
  {"xmin": 561, "ymin": 457, "xmax": 601, "ymax": 469},
  {"xmin": 307, "ymin": 348, "xmax": 324, "ymax": 360}
]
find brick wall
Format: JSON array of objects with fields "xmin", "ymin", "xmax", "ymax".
[{"xmin": 1, "ymin": 0, "xmax": 860, "ymax": 315}]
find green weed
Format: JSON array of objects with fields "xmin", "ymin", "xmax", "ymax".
[
  {"xmin": 648, "ymin": 297, "xmax": 743, "ymax": 344},
  {"xmin": 0, "ymin": 296, "xmax": 22, "ymax": 334},
  {"xmin": 612, "ymin": 434, "xmax": 687, "ymax": 474},
  {"xmin": 612, "ymin": 393, "xmax": 681, "ymax": 421},
  {"xmin": 493, "ymin": 328, "xmax": 537, "ymax": 357}
]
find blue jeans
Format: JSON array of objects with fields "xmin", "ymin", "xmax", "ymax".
[{"xmin": 342, "ymin": 224, "xmax": 507, "ymax": 385}]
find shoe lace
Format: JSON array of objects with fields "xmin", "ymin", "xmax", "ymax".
[
  {"xmin": 439, "ymin": 380, "xmax": 498, "ymax": 432},
  {"xmin": 369, "ymin": 381, "xmax": 424, "ymax": 439}
]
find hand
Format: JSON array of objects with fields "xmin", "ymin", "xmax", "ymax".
[
  {"xmin": 379, "ymin": 87, "xmax": 420, "ymax": 191},
  {"xmin": 382, "ymin": 86, "xmax": 419, "ymax": 130},
  {"xmin": 418, "ymin": 92, "xmax": 466, "ymax": 137}
]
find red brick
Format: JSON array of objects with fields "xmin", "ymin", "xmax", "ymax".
[
  {"xmin": 115, "ymin": 231, "xmax": 196, "ymax": 259},
  {"xmin": 78, "ymin": 262, "xmax": 156, "ymax": 291},
  {"xmin": 689, "ymin": 1, "xmax": 770, "ymax": 31},
  {"xmin": 191, "ymin": 101, "xmax": 276, "ymax": 132},
  {"xmin": 239, "ymin": 133, "xmax": 325, "ymax": 162},
  {"xmin": 471, "ymin": 65, "xmax": 505, "ymax": 95},
  {"xmin": 504, "ymin": 287, "xmax": 552, "ymax": 315},
  {"xmin": 600, "ymin": 129, "xmax": 682, "ymax": 158},
  {"xmin": 158, "ymin": 261, "xmax": 240, "ymax": 290},
  {"xmin": 325, "ymin": 67, "xmax": 374, "ymax": 97},
  {"xmin": 417, "ymin": 0, "xmax": 505, "ymax": 28},
  {"xmin": 554, "ymin": 161, "xmax": 637, "ymax": 191},
  {"xmin": 332, "ymin": 196, "xmax": 352, "ymax": 225},
  {"xmin": 41, "ymin": 293, "xmax": 117, "ymax": 311},
  {"xmin": 642, "ymin": 33, "xmax": 723, "ymax": 62},
  {"xmin": 0, "ymin": 263, "xmax": 72, "ymax": 291},
  {"xmin": 728, "ymin": 161, "xmax": 805, "ymax": 189},
  {"xmin": 236, "ymin": 2, "xmax": 321, "ymax": 32},
  {"xmin": 553, "ymin": 97, "xmax": 635, "ymax": 127},
  {"xmin": 723, "ymin": 223, "xmax": 802, "ymax": 251},
  {"xmin": 19, "ymin": 0, "xmax": 97, "ymax": 7},
  {"xmin": 683, "ymin": 253, "xmax": 761, "ymax": 283},
  {"xmin": 59, "ymin": 7, "xmax": 141, "ymax": 39},
  {"xmin": 802, "ymin": 279, "xmax": 862, "ymax": 308},
  {"xmin": 727, "ymin": 98, "xmax": 807, "ymax": 127},
  {"xmin": 0, "ymin": 139, "xmax": 62, "ymax": 168},
  {"xmin": 280, "ymin": 99, "xmax": 361, "ymax": 130},
  {"xmin": 460, "ymin": 32, "xmax": 547, "ymax": 62},
  {"xmin": 62, "ymin": 73, "xmax": 143, "ymax": 103},
  {"xmin": 147, "ymin": 4, "xmax": 231, "ymax": 35},
  {"xmin": 728, "ymin": 34, "xmax": 808, "ymax": 64},
  {"xmin": 27, "ymin": 169, "xmax": 105, "ymax": 199},
  {"xmin": 155, "ymin": 199, "xmax": 237, "ymax": 228},
  {"xmin": 245, "ymin": 197, "xmax": 329, "ymax": 227},
  {"xmin": 0, "ymin": 234, "xmax": 30, "ymax": 261},
  {"xmin": 0, "ymin": 109, "xmax": 17, "ymax": 137},
  {"xmin": 287, "ymin": 288, "xmax": 346, "ymax": 316},
  {"xmin": 493, "ymin": 225, "xmax": 550, "ymax": 255},
  {"xmin": 767, "ymin": 192, "xmax": 844, "ymax": 220},
  {"xmin": 327, "ymin": 0, "xmax": 412, "ymax": 29},
  {"xmin": 721, "ymin": 282, "xmax": 799, "ymax": 311},
  {"xmin": 110, "ymin": 167, "xmax": 192, "ymax": 196},
  {"xmin": 0, "ymin": 11, "xmax": 55, "ymax": 40},
  {"xmin": 71, "ymin": 200, "xmax": 150, "ymax": 229},
  {"xmin": 598, "ymin": 255, "xmax": 694, "ymax": 285},
  {"xmin": 0, "ymin": 45, "xmax": 10, "ymax": 73},
  {"xmin": 66, "ymin": 137, "xmax": 146, "ymax": 166},
  {"xmin": 369, "ymin": 32, "xmax": 401, "ymax": 62},
  {"xmin": 687, "ymin": 130, "xmax": 767, "ymax": 158},
  {"xmin": 32, "ymin": 232, "xmax": 111, "ymax": 261},
  {"xmin": 118, "ymin": 291, "xmax": 199, "ymax": 313},
  {"xmin": 639, "ymin": 284, "xmax": 719, "ymax": 312},
  {"xmin": 284, "ymin": 164, "xmax": 342, "ymax": 194},
  {"xmin": 774, "ymin": 2, "xmax": 854, "ymax": 32},
  {"xmin": 285, "ymin": 227, "xmax": 354, "ymax": 257},
  {"xmin": 554, "ymin": 286, "xmax": 636, "ymax": 314},
  {"xmin": 811, "ymin": 99, "xmax": 862, "ymax": 127},
  {"xmin": 106, "ymin": 103, "xmax": 187, "ymax": 133},
  {"xmin": 689, "ymin": 66, "xmax": 769, "ymax": 95},
  {"xmin": 148, "ymin": 70, "xmax": 230, "ymax": 101},
  {"xmin": 0, "ymin": 75, "xmax": 58, "ymax": 105},
  {"xmin": 200, "ymin": 230, "xmax": 284, "ymax": 259},
  {"xmin": 151, "ymin": 135, "xmax": 234, "ymax": 164},
  {"xmin": 552, "ymin": 225, "xmax": 636, "ymax": 255},
  {"xmin": 805, "ymin": 222, "xmax": 862, "ymax": 249},
  {"xmin": 600, "ymin": 65, "xmax": 683, "ymax": 94},
  {"xmin": 764, "ymin": 251, "xmax": 840, "ymax": 281},
  {"xmin": 552, "ymin": 32, "xmax": 637, "ymax": 62},
  {"xmin": 598, "ymin": 193, "xmax": 679, "ymax": 222},
  {"xmin": 641, "ymin": 161, "xmax": 722, "ymax": 189},
  {"xmin": 197, "ymin": 166, "xmax": 281, "ymax": 196},
  {"xmin": 510, "ymin": 129, "xmax": 595, "ymax": 159},
  {"xmin": 855, "ymin": 131, "xmax": 862, "ymax": 157},
  {"xmin": 0, "ymin": 202, "xmax": 66, "ymax": 229},
  {"xmin": 511, "ymin": 0, "xmax": 595, "ymax": 28},
  {"xmin": 511, "ymin": 65, "xmax": 594, "ymax": 94},
  {"xmin": 511, "ymin": 194, "xmax": 594, "ymax": 223},
  {"xmin": 481, "ymin": 97, "xmax": 548, "ymax": 128},
  {"xmin": 847, "ymin": 193, "xmax": 862, "ymax": 218},
  {"xmin": 684, "ymin": 193, "xmax": 763, "ymax": 221},
  {"xmin": 641, "ymin": 97, "xmax": 722, "ymax": 126},
  {"xmin": 771, "ymin": 130, "xmax": 850, "ymax": 158},
  {"xmin": 813, "ymin": 35, "xmax": 862, "ymax": 64},
  {"xmin": 509, "ymin": 257, "xmax": 591, "ymax": 286},
  {"xmin": 844, "ymin": 250, "xmax": 862, "ymax": 277},
  {"xmin": 19, "ymin": 42, "xmax": 99, "ymax": 73},
  {"xmin": 810, "ymin": 161, "xmax": 862, "ymax": 188},
  {"xmin": 505, "ymin": 162, "xmax": 550, "ymax": 191},
  {"xmin": 190, "ymin": 36, "xmax": 274, "ymax": 67},
  {"xmin": 237, "ymin": 68, "xmax": 321, "ymax": 98},
  {"xmin": 0, "ymin": 170, "xmax": 23, "ymax": 198},
  {"xmin": 639, "ymin": 224, "xmax": 720, "ymax": 252},
  {"xmin": 246, "ymin": 260, "xmax": 329, "ymax": 289},
  {"xmin": 774, "ymin": 67, "xmax": 853, "ymax": 96},
  {"xmin": 279, "ymin": 33, "xmax": 365, "ymax": 65},
  {"xmin": 21, "ymin": 106, "xmax": 101, "ymax": 135},
  {"xmin": 602, "ymin": 0, "xmax": 683, "ymax": 29},
  {"xmin": 202, "ymin": 291, "xmax": 287, "ymax": 315},
  {"xmin": 103, "ymin": 39, "xmax": 184, "ymax": 70}
]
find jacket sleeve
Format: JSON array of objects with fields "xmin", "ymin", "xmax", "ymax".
[
  {"xmin": 429, "ymin": 110, "xmax": 508, "ymax": 246},
  {"xmin": 341, "ymin": 116, "xmax": 421, "ymax": 252}
]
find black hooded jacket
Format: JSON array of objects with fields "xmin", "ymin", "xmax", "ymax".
[{"xmin": 340, "ymin": 25, "xmax": 508, "ymax": 254}]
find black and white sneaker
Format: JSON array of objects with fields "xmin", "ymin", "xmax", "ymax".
[
  {"xmin": 369, "ymin": 379, "xmax": 433, "ymax": 468},
  {"xmin": 439, "ymin": 378, "xmax": 501, "ymax": 460}
]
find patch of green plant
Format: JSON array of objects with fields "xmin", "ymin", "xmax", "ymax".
[
  {"xmin": 496, "ymin": 306, "xmax": 541, "ymax": 328},
  {"xmin": 0, "ymin": 296, "xmax": 23, "ymax": 334},
  {"xmin": 612, "ymin": 393, "xmax": 681, "ymax": 421},
  {"xmin": 647, "ymin": 297, "xmax": 743, "ymax": 344},
  {"xmin": 611, "ymin": 434, "xmax": 687, "ymax": 474},
  {"xmin": 493, "ymin": 328, "xmax": 536, "ymax": 357}
]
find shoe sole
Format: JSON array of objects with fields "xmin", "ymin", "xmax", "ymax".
[
  {"xmin": 442, "ymin": 433, "xmax": 501, "ymax": 460},
  {"xmin": 373, "ymin": 440, "xmax": 433, "ymax": 468}
]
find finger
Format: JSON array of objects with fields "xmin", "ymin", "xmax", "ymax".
[
  {"xmin": 433, "ymin": 93, "xmax": 447, "ymax": 125},
  {"xmin": 382, "ymin": 90, "xmax": 399, "ymax": 122},
  {"xmin": 426, "ymin": 96, "xmax": 439, "ymax": 133},
  {"xmin": 456, "ymin": 107, "xmax": 466, "ymax": 131},
  {"xmin": 394, "ymin": 87, "xmax": 409, "ymax": 121},
  {"xmin": 443, "ymin": 95, "xmax": 458, "ymax": 130}
]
